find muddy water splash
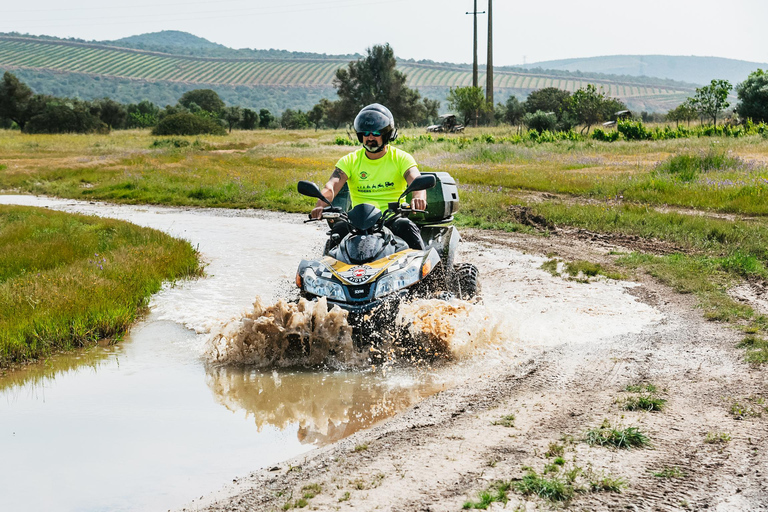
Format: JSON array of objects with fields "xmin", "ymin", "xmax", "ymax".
[
  {"xmin": 206, "ymin": 295, "xmax": 516, "ymax": 368},
  {"xmin": 398, "ymin": 298, "xmax": 516, "ymax": 359},
  {"xmin": 206, "ymin": 297, "xmax": 363, "ymax": 367}
]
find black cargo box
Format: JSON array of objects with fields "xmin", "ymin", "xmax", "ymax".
[{"xmin": 410, "ymin": 171, "xmax": 459, "ymax": 224}]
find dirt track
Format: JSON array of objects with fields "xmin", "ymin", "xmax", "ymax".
[{"xmin": 180, "ymin": 229, "xmax": 768, "ymax": 512}]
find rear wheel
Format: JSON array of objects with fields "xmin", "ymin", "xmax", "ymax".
[{"xmin": 452, "ymin": 263, "xmax": 480, "ymax": 300}]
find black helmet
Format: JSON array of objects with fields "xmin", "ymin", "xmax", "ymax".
[{"xmin": 354, "ymin": 104, "xmax": 397, "ymax": 152}]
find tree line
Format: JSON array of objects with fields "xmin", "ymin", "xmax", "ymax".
[{"xmin": 2, "ymin": 42, "xmax": 767, "ymax": 135}]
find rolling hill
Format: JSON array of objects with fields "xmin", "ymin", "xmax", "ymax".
[
  {"xmin": 0, "ymin": 32, "xmax": 704, "ymax": 113},
  {"xmin": 522, "ymin": 55, "xmax": 767, "ymax": 87}
]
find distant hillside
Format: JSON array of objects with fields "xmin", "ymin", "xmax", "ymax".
[
  {"xmin": 109, "ymin": 30, "xmax": 362, "ymax": 60},
  {"xmin": 0, "ymin": 32, "xmax": 699, "ymax": 113},
  {"xmin": 522, "ymin": 55, "xmax": 767, "ymax": 86}
]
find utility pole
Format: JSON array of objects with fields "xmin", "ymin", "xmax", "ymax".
[
  {"xmin": 486, "ymin": 0, "xmax": 493, "ymax": 108},
  {"xmin": 466, "ymin": 1, "xmax": 485, "ymax": 89}
]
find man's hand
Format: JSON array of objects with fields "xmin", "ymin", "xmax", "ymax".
[
  {"xmin": 310, "ymin": 204, "xmax": 325, "ymax": 219},
  {"xmin": 411, "ymin": 191, "xmax": 427, "ymax": 211}
]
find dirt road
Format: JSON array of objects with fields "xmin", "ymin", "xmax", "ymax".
[{"xmin": 180, "ymin": 229, "xmax": 768, "ymax": 512}]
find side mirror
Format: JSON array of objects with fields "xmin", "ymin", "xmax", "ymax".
[
  {"xmin": 297, "ymin": 181, "xmax": 332, "ymax": 206},
  {"xmin": 399, "ymin": 174, "xmax": 436, "ymax": 200}
]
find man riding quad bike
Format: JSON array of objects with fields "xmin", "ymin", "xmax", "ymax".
[{"xmin": 297, "ymin": 104, "xmax": 480, "ymax": 345}]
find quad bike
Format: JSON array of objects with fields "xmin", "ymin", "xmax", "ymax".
[{"xmin": 295, "ymin": 172, "xmax": 480, "ymax": 345}]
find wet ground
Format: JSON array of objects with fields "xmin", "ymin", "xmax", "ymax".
[{"xmin": 0, "ymin": 196, "xmax": 663, "ymax": 511}]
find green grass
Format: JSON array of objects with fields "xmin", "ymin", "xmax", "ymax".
[
  {"xmin": 463, "ymin": 481, "xmax": 512, "ymax": 509},
  {"xmin": 653, "ymin": 467, "xmax": 686, "ymax": 479},
  {"xmin": 514, "ymin": 471, "xmax": 574, "ymax": 502},
  {"xmin": 585, "ymin": 420, "xmax": 650, "ymax": 449},
  {"xmin": 491, "ymin": 414, "xmax": 515, "ymax": 427},
  {"xmin": 353, "ymin": 444, "xmax": 368, "ymax": 452},
  {"xmin": 621, "ymin": 395, "xmax": 667, "ymax": 412},
  {"xmin": 625, "ymin": 383, "xmax": 658, "ymax": 393},
  {"xmin": 0, "ymin": 205, "xmax": 202, "ymax": 367},
  {"xmin": 704, "ymin": 432, "xmax": 732, "ymax": 444},
  {"xmin": 738, "ymin": 335, "xmax": 768, "ymax": 365}
]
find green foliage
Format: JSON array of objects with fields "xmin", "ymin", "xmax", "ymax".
[
  {"xmin": 447, "ymin": 86, "xmax": 488, "ymax": 126},
  {"xmin": 281, "ymin": 108, "xmax": 310, "ymax": 129},
  {"xmin": 691, "ymin": 79, "xmax": 732, "ymax": 126},
  {"xmin": 655, "ymin": 150, "xmax": 743, "ymax": 182},
  {"xmin": 126, "ymin": 100, "xmax": 160, "ymax": 128},
  {"xmin": 621, "ymin": 395, "xmax": 667, "ymax": 412},
  {"xmin": 239, "ymin": 108, "xmax": 259, "ymax": 130},
  {"xmin": 653, "ymin": 467, "xmax": 686, "ymax": 479},
  {"xmin": 736, "ymin": 69, "xmax": 768, "ymax": 123},
  {"xmin": 25, "ymin": 98, "xmax": 108, "ymax": 134},
  {"xmin": 524, "ymin": 87, "xmax": 571, "ymax": 120},
  {"xmin": 738, "ymin": 335, "xmax": 768, "ymax": 365},
  {"xmin": 570, "ymin": 84, "xmax": 625, "ymax": 133},
  {"xmin": 333, "ymin": 135, "xmax": 356, "ymax": 146},
  {"xmin": 332, "ymin": 43, "xmax": 437, "ymax": 126},
  {"xmin": 463, "ymin": 481, "xmax": 511, "ymax": 509},
  {"xmin": 221, "ymin": 106, "xmax": 242, "ymax": 132},
  {"xmin": 259, "ymin": 108, "xmax": 276, "ymax": 128},
  {"xmin": 150, "ymin": 138, "xmax": 190, "ymax": 149},
  {"xmin": 95, "ymin": 97, "xmax": 127, "ymax": 129},
  {"xmin": 502, "ymin": 95, "xmax": 525, "ymax": 125},
  {"xmin": 178, "ymin": 88, "xmax": 225, "ymax": 114},
  {"xmin": 591, "ymin": 128, "xmax": 620, "ymax": 142},
  {"xmin": 151, "ymin": 112, "xmax": 226, "ymax": 136},
  {"xmin": 585, "ymin": 420, "xmax": 650, "ymax": 448},
  {"xmin": 0, "ymin": 71, "xmax": 34, "ymax": 130},
  {"xmin": 524, "ymin": 110, "xmax": 557, "ymax": 133},
  {"xmin": 617, "ymin": 120, "xmax": 653, "ymax": 140},
  {"xmin": 514, "ymin": 470, "xmax": 573, "ymax": 502},
  {"xmin": 667, "ymin": 99, "xmax": 698, "ymax": 126},
  {"xmin": 704, "ymin": 431, "xmax": 731, "ymax": 444},
  {"xmin": 491, "ymin": 414, "xmax": 515, "ymax": 427}
]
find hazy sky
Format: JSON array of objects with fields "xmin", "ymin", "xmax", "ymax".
[{"xmin": 3, "ymin": 0, "xmax": 767, "ymax": 66}]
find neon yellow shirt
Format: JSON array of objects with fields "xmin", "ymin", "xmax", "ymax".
[{"xmin": 335, "ymin": 146, "xmax": 417, "ymax": 211}]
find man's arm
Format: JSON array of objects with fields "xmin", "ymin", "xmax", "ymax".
[
  {"xmin": 404, "ymin": 166, "xmax": 427, "ymax": 211},
  {"xmin": 310, "ymin": 168, "xmax": 348, "ymax": 219}
]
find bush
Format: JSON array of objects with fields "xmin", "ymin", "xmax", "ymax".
[
  {"xmin": 151, "ymin": 112, "xmax": 226, "ymax": 136},
  {"xmin": 150, "ymin": 138, "xmax": 191, "ymax": 149},
  {"xmin": 591, "ymin": 128, "xmax": 620, "ymax": 142},
  {"xmin": 25, "ymin": 102, "xmax": 107, "ymax": 134},
  {"xmin": 524, "ymin": 110, "xmax": 557, "ymax": 133},
  {"xmin": 617, "ymin": 120, "xmax": 653, "ymax": 141}
]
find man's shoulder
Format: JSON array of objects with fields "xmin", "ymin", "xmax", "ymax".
[
  {"xmin": 388, "ymin": 146, "xmax": 417, "ymax": 167},
  {"xmin": 336, "ymin": 148, "xmax": 365, "ymax": 167}
]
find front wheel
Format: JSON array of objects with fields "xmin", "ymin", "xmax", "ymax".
[{"xmin": 452, "ymin": 263, "xmax": 481, "ymax": 300}]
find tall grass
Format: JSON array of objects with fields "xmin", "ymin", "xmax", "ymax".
[{"xmin": 0, "ymin": 205, "xmax": 202, "ymax": 367}]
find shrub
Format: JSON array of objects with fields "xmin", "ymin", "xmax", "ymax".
[
  {"xmin": 591, "ymin": 128, "xmax": 620, "ymax": 142},
  {"xmin": 151, "ymin": 112, "xmax": 226, "ymax": 136},
  {"xmin": 524, "ymin": 110, "xmax": 557, "ymax": 134},
  {"xmin": 617, "ymin": 120, "xmax": 652, "ymax": 141}
]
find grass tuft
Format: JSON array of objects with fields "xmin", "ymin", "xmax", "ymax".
[
  {"xmin": 463, "ymin": 481, "xmax": 511, "ymax": 509},
  {"xmin": 492, "ymin": 414, "xmax": 515, "ymax": 427},
  {"xmin": 585, "ymin": 420, "xmax": 650, "ymax": 449},
  {"xmin": 653, "ymin": 467, "xmax": 686, "ymax": 479},
  {"xmin": 621, "ymin": 395, "xmax": 667, "ymax": 412}
]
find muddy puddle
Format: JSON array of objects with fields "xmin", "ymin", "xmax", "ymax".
[{"xmin": 0, "ymin": 195, "xmax": 662, "ymax": 511}]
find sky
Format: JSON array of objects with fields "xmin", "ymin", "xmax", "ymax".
[{"xmin": 2, "ymin": 0, "xmax": 768, "ymax": 66}]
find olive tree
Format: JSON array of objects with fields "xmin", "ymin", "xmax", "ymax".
[
  {"xmin": 691, "ymin": 79, "xmax": 732, "ymax": 126},
  {"xmin": 736, "ymin": 69, "xmax": 768, "ymax": 123}
]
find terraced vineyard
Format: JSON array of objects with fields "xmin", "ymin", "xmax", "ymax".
[{"xmin": 0, "ymin": 36, "xmax": 693, "ymax": 106}]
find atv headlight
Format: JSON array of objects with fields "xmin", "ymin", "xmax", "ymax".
[
  {"xmin": 303, "ymin": 268, "xmax": 346, "ymax": 301},
  {"xmin": 375, "ymin": 258, "xmax": 421, "ymax": 299}
]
